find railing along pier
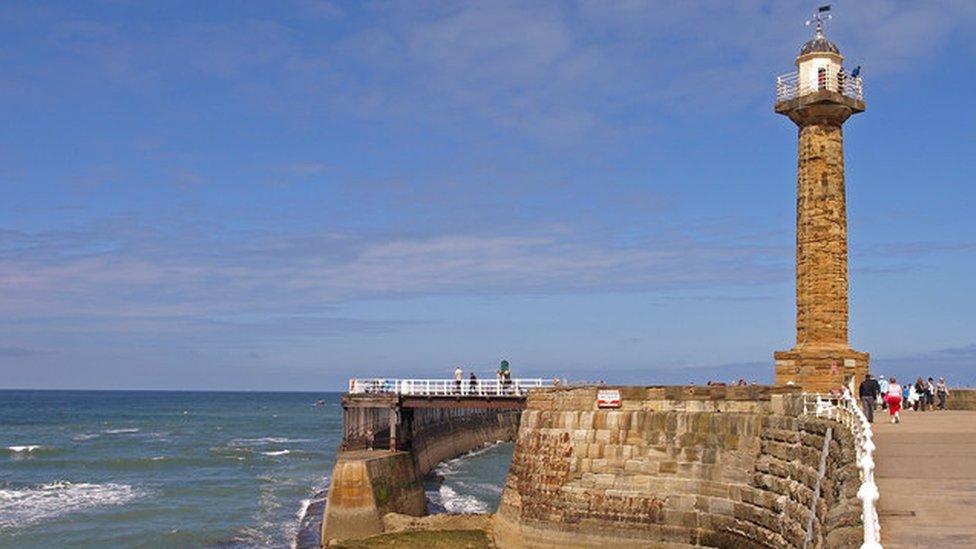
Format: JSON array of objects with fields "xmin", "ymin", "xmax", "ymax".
[
  {"xmin": 348, "ymin": 378, "xmax": 551, "ymax": 398},
  {"xmin": 802, "ymin": 392, "xmax": 882, "ymax": 549}
]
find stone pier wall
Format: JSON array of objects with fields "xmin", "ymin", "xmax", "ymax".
[
  {"xmin": 322, "ymin": 451, "xmax": 426, "ymax": 542},
  {"xmin": 321, "ymin": 404, "xmax": 519, "ymax": 544},
  {"xmin": 947, "ymin": 388, "xmax": 976, "ymax": 411},
  {"xmin": 494, "ymin": 386, "xmax": 862, "ymax": 548},
  {"xmin": 409, "ymin": 408, "xmax": 519, "ymax": 474}
]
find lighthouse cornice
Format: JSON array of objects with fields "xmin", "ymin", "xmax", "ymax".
[{"xmin": 775, "ymin": 90, "xmax": 865, "ymax": 127}]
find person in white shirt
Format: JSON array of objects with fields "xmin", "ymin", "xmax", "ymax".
[
  {"xmin": 454, "ymin": 366, "xmax": 463, "ymax": 395},
  {"xmin": 885, "ymin": 377, "xmax": 903, "ymax": 424}
]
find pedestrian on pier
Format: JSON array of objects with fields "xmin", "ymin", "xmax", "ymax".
[
  {"xmin": 913, "ymin": 377, "xmax": 928, "ymax": 411},
  {"xmin": 469, "ymin": 372, "xmax": 478, "ymax": 395},
  {"xmin": 885, "ymin": 377, "xmax": 902, "ymax": 424},
  {"xmin": 454, "ymin": 366, "xmax": 463, "ymax": 395},
  {"xmin": 937, "ymin": 377, "xmax": 950, "ymax": 410},
  {"xmin": 499, "ymin": 360, "xmax": 512, "ymax": 394},
  {"xmin": 926, "ymin": 377, "xmax": 936, "ymax": 409},
  {"xmin": 878, "ymin": 375, "xmax": 889, "ymax": 409},
  {"xmin": 858, "ymin": 373, "xmax": 880, "ymax": 423}
]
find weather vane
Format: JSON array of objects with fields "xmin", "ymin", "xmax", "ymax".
[{"xmin": 805, "ymin": 5, "xmax": 832, "ymax": 37}]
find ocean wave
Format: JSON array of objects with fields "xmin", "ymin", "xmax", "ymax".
[
  {"xmin": 229, "ymin": 437, "xmax": 311, "ymax": 447},
  {"xmin": 433, "ymin": 441, "xmax": 504, "ymax": 477},
  {"xmin": 0, "ymin": 481, "xmax": 142, "ymax": 529},
  {"xmin": 292, "ymin": 492, "xmax": 327, "ymax": 549},
  {"xmin": 435, "ymin": 485, "xmax": 489, "ymax": 514},
  {"xmin": 5, "ymin": 445, "xmax": 58, "ymax": 458},
  {"xmin": 456, "ymin": 480, "xmax": 504, "ymax": 496},
  {"xmin": 103, "ymin": 428, "xmax": 140, "ymax": 434},
  {"xmin": 210, "ymin": 446, "xmax": 252, "ymax": 460},
  {"xmin": 261, "ymin": 450, "xmax": 290, "ymax": 457},
  {"xmin": 96, "ymin": 455, "xmax": 214, "ymax": 470},
  {"xmin": 292, "ymin": 476, "xmax": 330, "ymax": 549},
  {"xmin": 7, "ymin": 445, "xmax": 43, "ymax": 453},
  {"xmin": 72, "ymin": 433, "xmax": 100, "ymax": 441}
]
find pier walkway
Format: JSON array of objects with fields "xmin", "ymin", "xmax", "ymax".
[{"xmin": 874, "ymin": 411, "xmax": 976, "ymax": 548}]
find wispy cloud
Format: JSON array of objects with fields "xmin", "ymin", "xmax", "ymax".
[
  {"xmin": 6, "ymin": 2, "xmax": 974, "ymax": 141},
  {"xmin": 0, "ymin": 216, "xmax": 789, "ymax": 322},
  {"xmin": 874, "ymin": 342, "xmax": 976, "ymax": 386},
  {"xmin": 0, "ymin": 346, "xmax": 44, "ymax": 358}
]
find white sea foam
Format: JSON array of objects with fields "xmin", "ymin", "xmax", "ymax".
[
  {"xmin": 291, "ymin": 495, "xmax": 326, "ymax": 549},
  {"xmin": 455, "ymin": 480, "xmax": 504, "ymax": 496},
  {"xmin": 436, "ymin": 485, "xmax": 489, "ymax": 514},
  {"xmin": 0, "ymin": 481, "xmax": 142, "ymax": 529},
  {"xmin": 103, "ymin": 428, "xmax": 140, "ymax": 434},
  {"xmin": 434, "ymin": 441, "xmax": 502, "ymax": 477},
  {"xmin": 7, "ymin": 445, "xmax": 43, "ymax": 453},
  {"xmin": 231, "ymin": 437, "xmax": 311, "ymax": 446},
  {"xmin": 73, "ymin": 433, "xmax": 100, "ymax": 441},
  {"xmin": 291, "ymin": 476, "xmax": 330, "ymax": 549},
  {"xmin": 261, "ymin": 450, "xmax": 290, "ymax": 457}
]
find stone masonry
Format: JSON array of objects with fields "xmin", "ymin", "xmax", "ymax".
[
  {"xmin": 321, "ymin": 404, "xmax": 519, "ymax": 544},
  {"xmin": 774, "ymin": 89, "xmax": 869, "ymax": 392},
  {"xmin": 494, "ymin": 386, "xmax": 862, "ymax": 548}
]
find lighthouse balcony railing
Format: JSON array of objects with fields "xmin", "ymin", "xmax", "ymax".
[{"xmin": 776, "ymin": 70, "xmax": 863, "ymax": 103}]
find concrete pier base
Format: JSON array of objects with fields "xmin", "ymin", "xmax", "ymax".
[
  {"xmin": 320, "ymin": 450, "xmax": 426, "ymax": 542},
  {"xmin": 321, "ymin": 399, "xmax": 520, "ymax": 545}
]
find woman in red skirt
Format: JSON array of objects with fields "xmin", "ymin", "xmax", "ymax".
[{"xmin": 885, "ymin": 377, "xmax": 903, "ymax": 424}]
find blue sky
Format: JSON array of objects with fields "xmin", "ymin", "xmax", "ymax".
[{"xmin": 1, "ymin": 1, "xmax": 974, "ymax": 390}]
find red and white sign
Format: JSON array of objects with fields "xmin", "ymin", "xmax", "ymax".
[{"xmin": 597, "ymin": 389, "xmax": 621, "ymax": 408}]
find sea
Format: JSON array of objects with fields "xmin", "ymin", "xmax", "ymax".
[{"xmin": 0, "ymin": 390, "xmax": 513, "ymax": 548}]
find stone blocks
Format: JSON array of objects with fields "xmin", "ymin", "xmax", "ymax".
[{"xmin": 495, "ymin": 387, "xmax": 861, "ymax": 548}]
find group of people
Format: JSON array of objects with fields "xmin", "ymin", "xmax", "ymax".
[
  {"xmin": 858, "ymin": 373, "xmax": 951, "ymax": 424},
  {"xmin": 453, "ymin": 360, "xmax": 513, "ymax": 395}
]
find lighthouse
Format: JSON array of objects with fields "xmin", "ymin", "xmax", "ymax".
[{"xmin": 773, "ymin": 7, "xmax": 869, "ymax": 393}]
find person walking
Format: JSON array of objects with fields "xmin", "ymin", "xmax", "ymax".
[
  {"xmin": 926, "ymin": 377, "xmax": 936, "ymax": 410},
  {"xmin": 937, "ymin": 377, "xmax": 950, "ymax": 410},
  {"xmin": 454, "ymin": 365, "xmax": 463, "ymax": 395},
  {"xmin": 878, "ymin": 375, "xmax": 889, "ymax": 410},
  {"xmin": 914, "ymin": 377, "xmax": 927, "ymax": 411},
  {"xmin": 469, "ymin": 371, "xmax": 478, "ymax": 395},
  {"xmin": 499, "ymin": 360, "xmax": 511, "ymax": 394},
  {"xmin": 885, "ymin": 377, "xmax": 903, "ymax": 424},
  {"xmin": 858, "ymin": 374, "xmax": 881, "ymax": 423}
]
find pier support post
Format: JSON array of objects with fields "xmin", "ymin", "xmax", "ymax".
[{"xmin": 389, "ymin": 405, "xmax": 398, "ymax": 452}]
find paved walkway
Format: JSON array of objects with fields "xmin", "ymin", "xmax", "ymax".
[{"xmin": 873, "ymin": 410, "xmax": 976, "ymax": 547}]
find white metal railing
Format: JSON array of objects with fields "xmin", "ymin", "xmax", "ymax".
[
  {"xmin": 776, "ymin": 70, "xmax": 863, "ymax": 103},
  {"xmin": 802, "ymin": 392, "xmax": 882, "ymax": 549},
  {"xmin": 347, "ymin": 378, "xmax": 551, "ymax": 397}
]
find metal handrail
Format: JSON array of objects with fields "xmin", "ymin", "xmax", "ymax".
[
  {"xmin": 802, "ymin": 392, "xmax": 882, "ymax": 549},
  {"xmin": 347, "ymin": 377, "xmax": 552, "ymax": 397},
  {"xmin": 776, "ymin": 70, "xmax": 863, "ymax": 102}
]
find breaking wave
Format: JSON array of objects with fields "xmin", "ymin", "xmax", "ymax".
[
  {"xmin": 0, "ymin": 481, "xmax": 142, "ymax": 529},
  {"xmin": 432, "ymin": 485, "xmax": 489, "ymax": 514},
  {"xmin": 5, "ymin": 445, "xmax": 59, "ymax": 458}
]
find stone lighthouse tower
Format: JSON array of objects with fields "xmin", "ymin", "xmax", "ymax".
[{"xmin": 773, "ymin": 8, "xmax": 869, "ymax": 393}]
